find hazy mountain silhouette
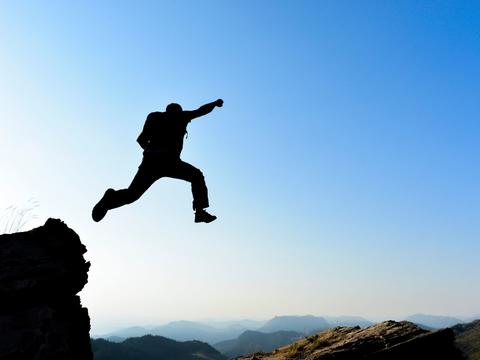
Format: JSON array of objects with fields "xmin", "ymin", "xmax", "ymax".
[
  {"xmin": 260, "ymin": 315, "xmax": 329, "ymax": 334},
  {"xmin": 97, "ymin": 316, "xmax": 376, "ymax": 345},
  {"xmin": 91, "ymin": 335, "xmax": 226, "ymax": 360},
  {"xmin": 463, "ymin": 315, "xmax": 480, "ymax": 323},
  {"xmin": 405, "ymin": 314, "xmax": 464, "ymax": 329},
  {"xmin": 100, "ymin": 320, "xmax": 251, "ymax": 344},
  {"xmin": 452, "ymin": 319, "xmax": 480, "ymax": 359},
  {"xmin": 102, "ymin": 326, "xmax": 152, "ymax": 339},
  {"xmin": 149, "ymin": 320, "xmax": 240, "ymax": 343},
  {"xmin": 105, "ymin": 336, "xmax": 126, "ymax": 343},
  {"xmin": 214, "ymin": 330, "xmax": 302, "ymax": 359},
  {"xmin": 322, "ymin": 316, "xmax": 373, "ymax": 328},
  {"xmin": 202, "ymin": 319, "xmax": 265, "ymax": 331},
  {"xmin": 92, "ymin": 319, "xmax": 478, "ymax": 359}
]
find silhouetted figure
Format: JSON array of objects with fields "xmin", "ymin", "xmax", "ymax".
[{"xmin": 92, "ymin": 99, "xmax": 223, "ymax": 223}]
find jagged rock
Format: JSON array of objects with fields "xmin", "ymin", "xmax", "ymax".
[
  {"xmin": 0, "ymin": 218, "xmax": 92, "ymax": 360},
  {"xmin": 452, "ymin": 320, "xmax": 480, "ymax": 359},
  {"xmin": 237, "ymin": 320, "xmax": 463, "ymax": 359}
]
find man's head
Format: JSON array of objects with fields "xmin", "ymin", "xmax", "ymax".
[{"xmin": 166, "ymin": 103, "xmax": 183, "ymax": 113}]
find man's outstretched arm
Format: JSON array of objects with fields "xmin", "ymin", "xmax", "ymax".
[{"xmin": 186, "ymin": 99, "xmax": 223, "ymax": 120}]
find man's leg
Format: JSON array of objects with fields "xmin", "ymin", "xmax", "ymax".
[
  {"xmin": 165, "ymin": 160, "xmax": 216, "ymax": 223},
  {"xmin": 109, "ymin": 169, "xmax": 158, "ymax": 209},
  {"xmin": 92, "ymin": 165, "xmax": 158, "ymax": 222}
]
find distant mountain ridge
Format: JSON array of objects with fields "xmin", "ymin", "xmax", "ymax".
[
  {"xmin": 91, "ymin": 335, "xmax": 226, "ymax": 360},
  {"xmin": 405, "ymin": 314, "xmax": 464, "ymax": 329},
  {"xmin": 214, "ymin": 330, "xmax": 302, "ymax": 359},
  {"xmin": 260, "ymin": 316, "xmax": 329, "ymax": 334},
  {"xmin": 97, "ymin": 313, "xmax": 471, "ymax": 346},
  {"xmin": 100, "ymin": 320, "xmax": 251, "ymax": 344},
  {"xmin": 103, "ymin": 326, "xmax": 151, "ymax": 340},
  {"xmin": 93, "ymin": 318, "xmax": 480, "ymax": 359},
  {"xmin": 322, "ymin": 316, "xmax": 373, "ymax": 328}
]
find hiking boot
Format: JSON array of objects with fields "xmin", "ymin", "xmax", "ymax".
[
  {"xmin": 195, "ymin": 209, "xmax": 217, "ymax": 223},
  {"xmin": 92, "ymin": 188, "xmax": 115, "ymax": 222}
]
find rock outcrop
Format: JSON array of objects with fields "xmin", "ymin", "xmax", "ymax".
[
  {"xmin": 452, "ymin": 319, "xmax": 480, "ymax": 359},
  {"xmin": 0, "ymin": 218, "xmax": 92, "ymax": 360},
  {"xmin": 238, "ymin": 320, "xmax": 463, "ymax": 360}
]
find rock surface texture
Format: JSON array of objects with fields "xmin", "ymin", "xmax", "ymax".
[
  {"xmin": 238, "ymin": 320, "xmax": 463, "ymax": 360},
  {"xmin": 0, "ymin": 218, "xmax": 92, "ymax": 360},
  {"xmin": 452, "ymin": 320, "xmax": 480, "ymax": 359}
]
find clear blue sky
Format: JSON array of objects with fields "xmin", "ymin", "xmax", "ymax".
[{"xmin": 1, "ymin": 1, "xmax": 479, "ymax": 334}]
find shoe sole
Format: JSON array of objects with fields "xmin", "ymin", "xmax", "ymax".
[{"xmin": 195, "ymin": 216, "xmax": 217, "ymax": 224}]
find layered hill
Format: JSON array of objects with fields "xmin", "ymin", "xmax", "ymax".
[
  {"xmin": 0, "ymin": 218, "xmax": 92, "ymax": 359},
  {"xmin": 405, "ymin": 313, "xmax": 464, "ymax": 329},
  {"xmin": 101, "ymin": 320, "xmax": 253, "ymax": 344},
  {"xmin": 238, "ymin": 320, "xmax": 463, "ymax": 359},
  {"xmin": 98, "ymin": 316, "xmax": 375, "ymax": 344},
  {"xmin": 214, "ymin": 330, "xmax": 301, "ymax": 359},
  {"xmin": 260, "ymin": 316, "xmax": 329, "ymax": 334},
  {"xmin": 92, "ymin": 335, "xmax": 226, "ymax": 360}
]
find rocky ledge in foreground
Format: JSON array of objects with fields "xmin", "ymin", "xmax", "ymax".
[
  {"xmin": 238, "ymin": 320, "xmax": 463, "ymax": 360},
  {"xmin": 0, "ymin": 219, "xmax": 92, "ymax": 360}
]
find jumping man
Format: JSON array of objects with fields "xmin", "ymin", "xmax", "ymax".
[{"xmin": 92, "ymin": 99, "xmax": 223, "ymax": 223}]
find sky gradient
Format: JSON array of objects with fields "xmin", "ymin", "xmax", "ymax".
[{"xmin": 1, "ymin": 1, "xmax": 479, "ymax": 334}]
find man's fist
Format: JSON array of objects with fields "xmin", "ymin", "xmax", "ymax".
[{"xmin": 215, "ymin": 99, "xmax": 224, "ymax": 107}]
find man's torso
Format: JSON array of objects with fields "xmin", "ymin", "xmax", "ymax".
[{"xmin": 143, "ymin": 111, "xmax": 191, "ymax": 157}]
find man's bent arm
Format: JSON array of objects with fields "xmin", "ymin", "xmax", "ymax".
[
  {"xmin": 187, "ymin": 99, "xmax": 223, "ymax": 120},
  {"xmin": 137, "ymin": 113, "xmax": 155, "ymax": 149}
]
